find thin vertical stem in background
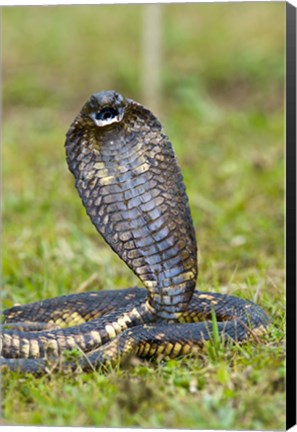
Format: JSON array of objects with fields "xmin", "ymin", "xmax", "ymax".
[{"xmin": 141, "ymin": 4, "xmax": 162, "ymax": 115}]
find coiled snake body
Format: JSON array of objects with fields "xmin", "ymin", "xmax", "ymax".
[{"xmin": 1, "ymin": 91, "xmax": 269, "ymax": 373}]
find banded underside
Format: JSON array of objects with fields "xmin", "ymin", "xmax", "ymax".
[{"xmin": 1, "ymin": 288, "xmax": 268, "ymax": 373}]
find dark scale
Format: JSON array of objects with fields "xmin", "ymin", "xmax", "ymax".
[{"xmin": 1, "ymin": 91, "xmax": 269, "ymax": 373}]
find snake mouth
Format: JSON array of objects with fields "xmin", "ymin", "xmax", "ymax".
[
  {"xmin": 90, "ymin": 106, "xmax": 124, "ymax": 127},
  {"xmin": 86, "ymin": 90, "xmax": 127, "ymax": 127}
]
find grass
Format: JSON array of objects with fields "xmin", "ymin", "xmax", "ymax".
[{"xmin": 2, "ymin": 3, "xmax": 285, "ymax": 429}]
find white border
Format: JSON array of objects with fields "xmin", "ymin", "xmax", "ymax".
[
  {"xmin": 0, "ymin": 0, "xmax": 292, "ymax": 6},
  {"xmin": 1, "ymin": 426, "xmax": 296, "ymax": 432}
]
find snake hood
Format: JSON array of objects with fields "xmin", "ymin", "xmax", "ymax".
[{"xmin": 65, "ymin": 90, "xmax": 198, "ymax": 319}]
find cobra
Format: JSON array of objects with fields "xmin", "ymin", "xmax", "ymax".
[{"xmin": 1, "ymin": 90, "xmax": 269, "ymax": 373}]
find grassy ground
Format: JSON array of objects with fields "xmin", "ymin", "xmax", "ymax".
[{"xmin": 2, "ymin": 3, "xmax": 285, "ymax": 429}]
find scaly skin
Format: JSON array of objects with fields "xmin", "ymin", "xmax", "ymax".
[
  {"xmin": 65, "ymin": 91, "xmax": 197, "ymax": 318},
  {"xmin": 1, "ymin": 91, "xmax": 269, "ymax": 373}
]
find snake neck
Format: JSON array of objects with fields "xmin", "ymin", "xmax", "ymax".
[{"xmin": 65, "ymin": 99, "xmax": 198, "ymax": 320}]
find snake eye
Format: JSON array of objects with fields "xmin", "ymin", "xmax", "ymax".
[{"xmin": 95, "ymin": 107, "xmax": 118, "ymax": 121}]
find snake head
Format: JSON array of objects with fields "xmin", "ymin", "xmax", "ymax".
[{"xmin": 83, "ymin": 90, "xmax": 127, "ymax": 127}]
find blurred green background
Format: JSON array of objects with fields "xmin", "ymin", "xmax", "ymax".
[{"xmin": 2, "ymin": 3, "xmax": 285, "ymax": 429}]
